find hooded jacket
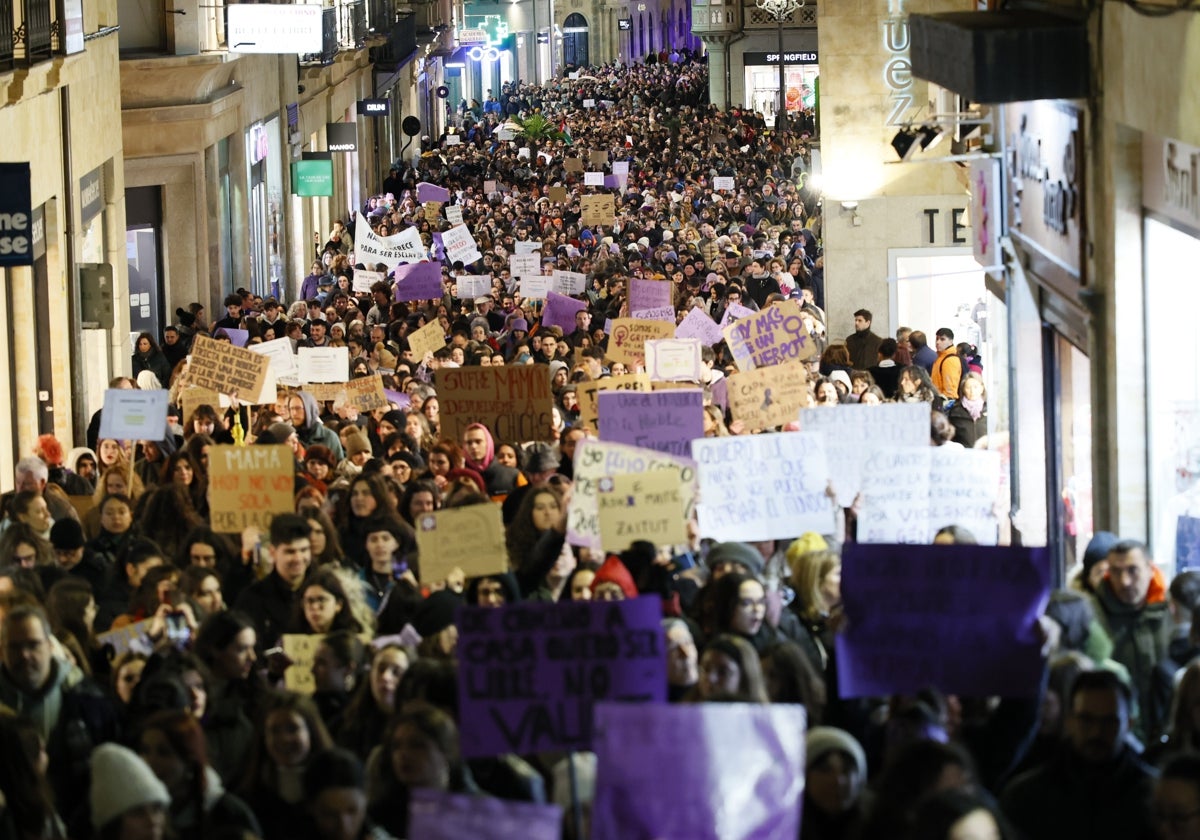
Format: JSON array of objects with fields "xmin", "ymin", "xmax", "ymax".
[{"xmin": 294, "ymin": 391, "xmax": 346, "ymax": 460}]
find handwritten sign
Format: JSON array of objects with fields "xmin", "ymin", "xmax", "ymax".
[
  {"xmin": 343, "ymin": 374, "xmax": 389, "ymax": 412},
  {"xmin": 442, "ymin": 224, "xmax": 483, "ymax": 265},
  {"xmin": 547, "ymin": 186, "xmax": 568, "ymax": 204},
  {"xmin": 439, "ymin": 365, "xmax": 554, "ymax": 443},
  {"xmin": 567, "ymin": 440, "xmax": 697, "ymax": 551},
  {"xmin": 723, "ymin": 300, "xmax": 815, "ymax": 370},
  {"xmin": 179, "ymin": 386, "xmax": 226, "ymax": 427},
  {"xmin": 393, "ymin": 262, "xmax": 443, "ymax": 301},
  {"xmin": 298, "ymin": 347, "xmax": 349, "ymax": 383},
  {"xmin": 552, "ymin": 270, "xmax": 588, "ymax": 296},
  {"xmin": 97, "ymin": 618, "xmax": 155, "ymax": 657},
  {"xmin": 456, "ymin": 597, "xmax": 666, "ymax": 757},
  {"xmin": 514, "ymin": 240, "xmax": 541, "ymax": 255},
  {"xmin": 592, "ymin": 703, "xmax": 806, "ymax": 840},
  {"xmin": 629, "ymin": 279, "xmax": 673, "ymax": 317},
  {"xmin": 858, "ymin": 446, "xmax": 932, "ymax": 544},
  {"xmin": 407, "ymin": 320, "xmax": 446, "ymax": 360},
  {"xmin": 693, "ymin": 433, "xmax": 834, "ymax": 541},
  {"xmin": 282, "ymin": 634, "xmax": 322, "ymax": 693},
  {"xmin": 520, "ymin": 275, "xmax": 552, "ymax": 300},
  {"xmin": 719, "ymin": 301, "xmax": 757, "ymax": 329},
  {"xmin": 249, "ymin": 337, "xmax": 299, "ymax": 386},
  {"xmin": 713, "ymin": 176, "xmax": 735, "ymax": 191},
  {"xmin": 597, "ymin": 389, "xmax": 703, "ymax": 458},
  {"xmin": 613, "ymin": 161, "xmax": 630, "ymax": 176},
  {"xmin": 598, "ymin": 471, "xmax": 689, "ymax": 552},
  {"xmin": 208, "ymin": 444, "xmax": 294, "ymax": 533},
  {"xmin": 836, "ymin": 543, "xmax": 1051, "ymax": 696},
  {"xmin": 508, "ymin": 253, "xmax": 540, "ymax": 280},
  {"xmin": 409, "ymin": 790, "xmax": 563, "ymax": 840},
  {"xmin": 446, "ymin": 205, "xmax": 464, "ymax": 226},
  {"xmin": 353, "ymin": 268, "xmax": 384, "ymax": 294},
  {"xmin": 728, "ymin": 362, "xmax": 810, "ymax": 432},
  {"xmin": 607, "ymin": 318, "xmax": 674, "ymax": 367},
  {"xmin": 423, "ymin": 202, "xmax": 443, "ymax": 224},
  {"xmin": 98, "ymin": 389, "xmax": 170, "ymax": 442},
  {"xmin": 644, "ymin": 338, "xmax": 703, "ymax": 382},
  {"xmin": 576, "ymin": 372, "xmax": 651, "ymax": 430},
  {"xmin": 484, "ymin": 179, "xmax": 498, "ymax": 195},
  {"xmin": 800, "ymin": 403, "xmax": 931, "ymax": 507},
  {"xmin": 928, "ymin": 448, "xmax": 1001, "ymax": 544},
  {"xmin": 414, "ymin": 504, "xmax": 508, "ymax": 585},
  {"xmin": 355, "ymin": 212, "xmax": 425, "ymax": 269},
  {"xmin": 675, "ymin": 307, "xmax": 724, "ymax": 346},
  {"xmin": 542, "ymin": 291, "xmax": 589, "ymax": 332},
  {"xmin": 581, "ymin": 194, "xmax": 615, "ymax": 226},
  {"xmin": 457, "ymin": 275, "xmax": 492, "ymax": 299},
  {"xmin": 584, "ymin": 172, "xmax": 605, "ymax": 187},
  {"xmin": 188, "ymin": 334, "xmax": 270, "ymax": 399}
]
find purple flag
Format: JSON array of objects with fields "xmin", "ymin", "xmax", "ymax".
[
  {"xmin": 409, "ymin": 790, "xmax": 562, "ymax": 840},
  {"xmin": 596, "ymin": 389, "xmax": 704, "ymax": 458},
  {"xmin": 393, "ymin": 261, "xmax": 444, "ymax": 301},
  {"xmin": 542, "ymin": 290, "xmax": 589, "ymax": 332},
  {"xmin": 456, "ymin": 597, "xmax": 667, "ymax": 758},
  {"xmin": 629, "ymin": 278, "xmax": 672, "ymax": 315},
  {"xmin": 836, "ymin": 543, "xmax": 1051, "ymax": 697},
  {"xmin": 591, "ymin": 703, "xmax": 807, "ymax": 840},
  {"xmin": 417, "ymin": 181, "xmax": 451, "ymax": 203}
]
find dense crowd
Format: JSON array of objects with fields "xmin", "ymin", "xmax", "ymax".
[{"xmin": 0, "ymin": 55, "xmax": 1193, "ymax": 840}]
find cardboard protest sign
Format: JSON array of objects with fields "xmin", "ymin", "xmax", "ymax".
[
  {"xmin": 442, "ymin": 224, "xmax": 483, "ymax": 265},
  {"xmin": 303, "ymin": 383, "xmax": 345, "ymax": 402},
  {"xmin": 343, "ymin": 374, "xmax": 389, "ymax": 412},
  {"xmin": 591, "ymin": 703, "xmax": 806, "ymax": 840},
  {"xmin": 542, "ymin": 291, "xmax": 589, "ymax": 332},
  {"xmin": 728, "ymin": 362, "xmax": 810, "ymax": 432},
  {"xmin": 598, "ymin": 471, "xmax": 689, "ymax": 552},
  {"xmin": 393, "ymin": 261, "xmax": 443, "ymax": 301},
  {"xmin": 188, "ymin": 335, "xmax": 271, "ymax": 399},
  {"xmin": 693, "ymin": 433, "xmax": 834, "ymax": 541},
  {"xmin": 353, "ymin": 268, "xmax": 385, "ymax": 294},
  {"xmin": 298, "ymin": 347, "xmax": 349, "ymax": 383},
  {"xmin": 423, "ymin": 202, "xmax": 443, "ymax": 224},
  {"xmin": 567, "ymin": 440, "xmax": 697, "ymax": 551},
  {"xmin": 208, "ymin": 444, "xmax": 294, "ymax": 533},
  {"xmin": 576, "ymin": 372, "xmax": 651, "ymax": 430},
  {"xmin": 355, "ymin": 212, "xmax": 425, "ymax": 269},
  {"xmin": 589, "ymin": 149, "xmax": 609, "ymax": 167},
  {"xmin": 675, "ymin": 306, "xmax": 724, "ymax": 346},
  {"xmin": 417, "ymin": 181, "xmax": 451, "ymax": 203},
  {"xmin": 409, "ymin": 790, "xmax": 563, "ymax": 840},
  {"xmin": 800, "ymin": 403, "xmax": 931, "ymax": 507},
  {"xmin": 713, "ymin": 175, "xmax": 736, "ymax": 191},
  {"xmin": 552, "ymin": 270, "xmax": 588, "ymax": 296},
  {"xmin": 723, "ymin": 300, "xmax": 815, "ymax": 370},
  {"xmin": 508, "ymin": 253, "xmax": 540, "ymax": 280},
  {"xmin": 584, "ymin": 172, "xmax": 605, "ymax": 186},
  {"xmin": 597, "ymin": 389, "xmax": 703, "ymax": 458},
  {"xmin": 629, "ymin": 279, "xmax": 673, "ymax": 316},
  {"xmin": 1179, "ymin": 516, "xmax": 1200, "ymax": 571},
  {"xmin": 929, "ymin": 448, "xmax": 1002, "ymax": 544},
  {"xmin": 446, "ymin": 205, "xmax": 464, "ymax": 226},
  {"xmin": 98, "ymin": 389, "xmax": 170, "ymax": 441},
  {"xmin": 836, "ymin": 543, "xmax": 1051, "ymax": 697},
  {"xmin": 644, "ymin": 338, "xmax": 703, "ymax": 382},
  {"xmin": 607, "ymin": 318, "xmax": 674, "ymax": 367},
  {"xmin": 282, "ymin": 634, "xmax": 322, "ymax": 693},
  {"xmin": 858, "ymin": 446, "xmax": 933, "ymax": 543},
  {"xmin": 249, "ymin": 337, "xmax": 299, "ymax": 385},
  {"xmin": 414, "ymin": 504, "xmax": 508, "ymax": 585},
  {"xmin": 564, "ymin": 157, "xmax": 584, "ymax": 173},
  {"xmin": 547, "ymin": 186, "xmax": 568, "ymax": 203},
  {"xmin": 581, "ymin": 194, "xmax": 615, "ymax": 226},
  {"xmin": 439, "ymin": 365, "xmax": 554, "ymax": 443},
  {"xmin": 514, "ymin": 240, "xmax": 541, "ymax": 255},
  {"xmin": 484, "ymin": 179, "xmax": 498, "ymax": 195},
  {"xmin": 97, "ymin": 618, "xmax": 155, "ymax": 657},
  {"xmin": 179, "ymin": 386, "xmax": 226, "ymax": 427},
  {"xmin": 456, "ymin": 597, "xmax": 666, "ymax": 757},
  {"xmin": 407, "ymin": 320, "xmax": 446, "ymax": 360},
  {"xmin": 520, "ymin": 275, "xmax": 552, "ymax": 300}
]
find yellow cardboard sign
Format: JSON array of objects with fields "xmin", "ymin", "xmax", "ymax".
[
  {"xmin": 576, "ymin": 372, "xmax": 651, "ymax": 431},
  {"xmin": 728, "ymin": 361, "xmax": 811, "ymax": 432},
  {"xmin": 597, "ymin": 471, "xmax": 689, "ymax": 553},
  {"xmin": 413, "ymin": 503, "xmax": 508, "ymax": 585},
  {"xmin": 188, "ymin": 335, "xmax": 271, "ymax": 399},
  {"xmin": 581, "ymin": 194, "xmax": 615, "ymax": 227},
  {"xmin": 208, "ymin": 444, "xmax": 295, "ymax": 533},
  {"xmin": 606, "ymin": 318, "xmax": 675, "ymax": 368},
  {"xmin": 722, "ymin": 299, "xmax": 817, "ymax": 370}
]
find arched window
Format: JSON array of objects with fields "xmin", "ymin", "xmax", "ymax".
[{"xmin": 562, "ymin": 13, "xmax": 589, "ymax": 67}]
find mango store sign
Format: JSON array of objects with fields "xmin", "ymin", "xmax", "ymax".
[{"xmin": 0, "ymin": 163, "xmax": 33, "ymax": 267}]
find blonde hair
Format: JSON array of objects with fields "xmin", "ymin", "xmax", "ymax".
[{"xmin": 788, "ymin": 547, "xmax": 840, "ymax": 621}]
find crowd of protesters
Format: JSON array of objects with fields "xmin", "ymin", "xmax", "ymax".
[{"xmin": 0, "ymin": 54, "xmax": 1193, "ymax": 840}]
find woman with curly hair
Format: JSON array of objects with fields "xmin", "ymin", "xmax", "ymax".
[
  {"xmin": 333, "ymin": 473, "xmax": 400, "ymax": 568},
  {"xmin": 897, "ymin": 365, "xmax": 944, "ymax": 411},
  {"xmin": 292, "ymin": 567, "xmax": 366, "ymax": 635},
  {"xmin": 164, "ymin": 450, "xmax": 209, "ymax": 521},
  {"xmin": 135, "ymin": 484, "xmax": 205, "ymax": 563}
]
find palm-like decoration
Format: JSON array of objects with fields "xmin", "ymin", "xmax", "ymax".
[{"xmin": 510, "ymin": 113, "xmax": 568, "ymax": 158}]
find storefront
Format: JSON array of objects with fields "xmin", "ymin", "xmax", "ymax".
[
  {"xmin": 245, "ymin": 120, "xmax": 286, "ymax": 300},
  {"xmin": 740, "ymin": 51, "xmax": 818, "ymax": 122},
  {"xmin": 1142, "ymin": 134, "xmax": 1200, "ymax": 573}
]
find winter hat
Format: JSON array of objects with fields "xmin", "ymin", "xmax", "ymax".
[
  {"xmin": 265, "ymin": 422, "xmax": 296, "ymax": 444},
  {"xmin": 377, "ymin": 348, "xmax": 398, "ymax": 370},
  {"xmin": 445, "ymin": 467, "xmax": 487, "ymax": 495},
  {"xmin": 806, "ymin": 727, "xmax": 867, "ymax": 775},
  {"xmin": 412, "ymin": 590, "xmax": 463, "ymax": 638},
  {"xmin": 1082, "ymin": 531, "xmax": 1120, "ymax": 580},
  {"xmin": 49, "ymin": 518, "xmax": 85, "ymax": 551},
  {"xmin": 90, "ymin": 743, "xmax": 171, "ymax": 830},
  {"xmin": 36, "ymin": 434, "xmax": 65, "ymax": 466},
  {"xmin": 304, "ymin": 444, "xmax": 338, "ymax": 470},
  {"xmin": 470, "ymin": 317, "xmax": 491, "ymax": 335},
  {"xmin": 343, "ymin": 429, "xmax": 372, "ymax": 458},
  {"xmin": 787, "ymin": 532, "xmax": 828, "ymax": 561},
  {"xmin": 509, "ymin": 317, "xmax": 529, "ymax": 333},
  {"xmin": 175, "ymin": 307, "xmax": 196, "ymax": 328},
  {"xmin": 524, "ymin": 442, "xmax": 560, "ymax": 474},
  {"xmin": 591, "ymin": 555, "xmax": 639, "ymax": 599},
  {"xmin": 705, "ymin": 542, "xmax": 764, "ymax": 578},
  {"xmin": 827, "ymin": 370, "xmax": 852, "ymax": 392},
  {"xmin": 548, "ymin": 360, "xmax": 568, "ymax": 381}
]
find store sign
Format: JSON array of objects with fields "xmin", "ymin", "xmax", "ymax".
[
  {"xmin": 227, "ymin": 4, "xmax": 324, "ymax": 54},
  {"xmin": 920, "ymin": 207, "xmax": 969, "ymax": 247},
  {"xmin": 882, "ymin": 0, "xmax": 916, "ymax": 126},
  {"xmin": 80, "ymin": 166, "xmax": 104, "ymax": 225},
  {"xmin": 618, "ymin": 18, "xmax": 631, "ymax": 30},
  {"xmin": 742, "ymin": 51, "xmax": 819, "ymax": 65},
  {"xmin": 249, "ymin": 124, "xmax": 269, "ymax": 165},
  {"xmin": 969, "ymin": 158, "xmax": 1002, "ymax": 267},
  {"xmin": 291, "ymin": 160, "xmax": 334, "ymax": 197},
  {"xmin": 0, "ymin": 163, "xmax": 33, "ymax": 267},
  {"xmin": 1004, "ymin": 101, "xmax": 1084, "ymax": 278},
  {"xmin": 326, "ymin": 123, "xmax": 358, "ymax": 153},
  {"xmin": 62, "ymin": 0, "xmax": 84, "ymax": 54},
  {"xmin": 457, "ymin": 27, "xmax": 488, "ymax": 45},
  {"xmin": 358, "ymin": 98, "xmax": 390, "ymax": 117},
  {"xmin": 1144, "ymin": 134, "xmax": 1200, "ymax": 234}
]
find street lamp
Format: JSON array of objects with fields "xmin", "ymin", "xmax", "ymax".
[{"xmin": 756, "ymin": 0, "xmax": 805, "ymax": 135}]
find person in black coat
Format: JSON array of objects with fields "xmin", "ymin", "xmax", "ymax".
[
  {"xmin": 947, "ymin": 372, "xmax": 988, "ymax": 449},
  {"xmin": 132, "ymin": 332, "xmax": 173, "ymax": 387}
]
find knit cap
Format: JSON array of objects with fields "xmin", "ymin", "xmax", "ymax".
[
  {"xmin": 90, "ymin": 743, "xmax": 170, "ymax": 830},
  {"xmin": 806, "ymin": 727, "xmax": 867, "ymax": 775}
]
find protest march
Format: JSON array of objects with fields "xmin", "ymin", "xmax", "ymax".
[{"xmin": 0, "ymin": 55, "xmax": 1186, "ymax": 840}]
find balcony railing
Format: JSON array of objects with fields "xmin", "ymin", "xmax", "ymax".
[
  {"xmin": 366, "ymin": 0, "xmax": 392, "ymax": 34},
  {"xmin": 369, "ymin": 8, "xmax": 413, "ymax": 70},
  {"xmin": 3, "ymin": 0, "xmax": 58, "ymax": 69},
  {"xmin": 300, "ymin": 5, "xmax": 337, "ymax": 65},
  {"xmin": 0, "ymin": 0, "xmax": 14, "ymax": 69},
  {"xmin": 337, "ymin": 0, "xmax": 364, "ymax": 49}
]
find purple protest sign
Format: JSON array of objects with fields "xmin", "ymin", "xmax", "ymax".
[
  {"xmin": 674, "ymin": 307, "xmax": 724, "ymax": 346},
  {"xmin": 408, "ymin": 790, "xmax": 562, "ymax": 840},
  {"xmin": 542, "ymin": 290, "xmax": 589, "ymax": 332},
  {"xmin": 710, "ymin": 377, "xmax": 728, "ymax": 411},
  {"xmin": 382, "ymin": 389, "xmax": 411, "ymax": 409},
  {"xmin": 836, "ymin": 543, "xmax": 1051, "ymax": 698},
  {"xmin": 603, "ymin": 174, "xmax": 620, "ymax": 189},
  {"xmin": 393, "ymin": 261, "xmax": 444, "ymax": 301},
  {"xmin": 220, "ymin": 328, "xmax": 249, "ymax": 348},
  {"xmin": 591, "ymin": 703, "xmax": 807, "ymax": 840},
  {"xmin": 629, "ymin": 278, "xmax": 672, "ymax": 315},
  {"xmin": 416, "ymin": 181, "xmax": 451, "ymax": 203},
  {"xmin": 431, "ymin": 231, "xmax": 446, "ymax": 261},
  {"xmin": 596, "ymin": 389, "xmax": 704, "ymax": 458},
  {"xmin": 456, "ymin": 597, "xmax": 666, "ymax": 758}
]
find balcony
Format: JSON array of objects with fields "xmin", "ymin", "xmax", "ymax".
[
  {"xmin": 300, "ymin": 6, "xmax": 337, "ymax": 65},
  {"xmin": 1, "ymin": 0, "xmax": 59, "ymax": 69},
  {"xmin": 366, "ymin": 0, "xmax": 393, "ymax": 34},
  {"xmin": 743, "ymin": 1, "xmax": 816, "ymax": 29},
  {"xmin": 369, "ymin": 8, "xmax": 414, "ymax": 70},
  {"xmin": 337, "ymin": 0, "xmax": 365, "ymax": 49}
]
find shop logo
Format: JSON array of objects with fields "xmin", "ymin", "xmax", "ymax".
[{"xmin": 1165, "ymin": 141, "xmax": 1200, "ymax": 222}]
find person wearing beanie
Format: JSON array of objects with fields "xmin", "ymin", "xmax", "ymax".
[
  {"xmin": 336, "ymin": 428, "xmax": 374, "ymax": 480},
  {"xmin": 37, "ymin": 434, "xmax": 92, "ymax": 496},
  {"xmin": 590, "ymin": 555, "xmax": 638, "ymax": 601},
  {"xmin": 90, "ymin": 743, "xmax": 172, "ymax": 837},
  {"xmin": 412, "ymin": 590, "xmax": 463, "ymax": 657},
  {"xmin": 803, "ymin": 727, "xmax": 868, "ymax": 840},
  {"xmin": 704, "ymin": 541, "xmax": 765, "ymax": 580},
  {"xmin": 1075, "ymin": 530, "xmax": 1120, "ymax": 594},
  {"xmin": 50, "ymin": 517, "xmax": 107, "ymax": 592}
]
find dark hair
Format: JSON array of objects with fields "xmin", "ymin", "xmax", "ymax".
[
  {"xmin": 320, "ymin": 630, "xmax": 366, "ymax": 673},
  {"xmin": 905, "ymin": 788, "xmax": 1014, "ymax": 840},
  {"xmin": 934, "ymin": 525, "xmax": 977, "ymax": 545},
  {"xmin": 879, "ymin": 338, "xmax": 898, "ymax": 357},
  {"xmin": 139, "ymin": 710, "xmax": 209, "ymax": 817},
  {"xmin": 709, "ymin": 572, "xmax": 762, "ymax": 638},
  {"xmin": 1170, "ymin": 571, "xmax": 1200, "ymax": 613},
  {"xmin": 297, "ymin": 568, "xmax": 364, "ymax": 634},
  {"xmin": 761, "ymin": 640, "xmax": 826, "ymax": 722},
  {"xmin": 194, "ymin": 610, "xmax": 256, "ymax": 669},
  {"xmin": 853, "ymin": 309, "xmax": 872, "ymax": 321},
  {"xmin": 1068, "ymin": 668, "xmax": 1134, "ymax": 711},
  {"xmin": 303, "ymin": 748, "xmax": 364, "ymax": 800},
  {"xmin": 46, "ymin": 576, "xmax": 96, "ymax": 652},
  {"xmin": 1161, "ymin": 752, "xmax": 1200, "ymax": 795},
  {"xmin": 701, "ymin": 634, "xmax": 769, "ymax": 704},
  {"xmin": 1109, "ymin": 538, "xmax": 1149, "ymax": 558},
  {"xmin": 909, "ymin": 330, "xmax": 928, "ymax": 350},
  {"xmin": 935, "ymin": 327, "xmax": 954, "ymax": 341},
  {"xmin": 120, "ymin": 537, "xmax": 166, "ymax": 582},
  {"xmin": 269, "ymin": 513, "xmax": 312, "ymax": 547},
  {"xmin": 0, "ymin": 716, "xmax": 57, "ymax": 837}
]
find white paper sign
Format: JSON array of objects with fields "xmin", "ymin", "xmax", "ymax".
[
  {"xmin": 509, "ymin": 253, "xmax": 541, "ymax": 280},
  {"xmin": 644, "ymin": 338, "xmax": 703, "ymax": 382},
  {"xmin": 446, "ymin": 134, "xmax": 462, "ymax": 146},
  {"xmin": 859, "ymin": 446, "xmax": 933, "ymax": 544},
  {"xmin": 583, "ymin": 98, "xmax": 596, "ymax": 108},
  {"xmin": 693, "ymin": 433, "xmax": 835, "ymax": 541},
  {"xmin": 520, "ymin": 275, "xmax": 552, "ymax": 299},
  {"xmin": 354, "ymin": 212, "xmax": 425, "ymax": 269},
  {"xmin": 352, "ymin": 268, "xmax": 384, "ymax": 294},
  {"xmin": 514, "ymin": 240, "xmax": 541, "ymax": 255},
  {"xmin": 249, "ymin": 336, "xmax": 300, "ymax": 386},
  {"xmin": 446, "ymin": 206, "xmax": 464, "ymax": 226},
  {"xmin": 99, "ymin": 389, "xmax": 170, "ymax": 441},
  {"xmin": 674, "ymin": 307, "xmax": 724, "ymax": 346},
  {"xmin": 584, "ymin": 172, "xmax": 605, "ymax": 186},
  {"xmin": 929, "ymin": 448, "xmax": 1001, "ymax": 545},
  {"xmin": 713, "ymin": 176, "xmax": 735, "ymax": 191},
  {"xmin": 442, "ymin": 224, "xmax": 483, "ymax": 265},
  {"xmin": 630, "ymin": 307, "xmax": 677, "ymax": 323},
  {"xmin": 799, "ymin": 403, "xmax": 931, "ymax": 507},
  {"xmin": 297, "ymin": 347, "xmax": 350, "ymax": 383},
  {"xmin": 552, "ymin": 270, "xmax": 588, "ymax": 296},
  {"xmin": 613, "ymin": 161, "xmax": 630, "ymax": 176},
  {"xmin": 456, "ymin": 275, "xmax": 492, "ymax": 299}
]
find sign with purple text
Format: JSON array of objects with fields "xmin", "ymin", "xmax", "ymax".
[
  {"xmin": 456, "ymin": 597, "xmax": 666, "ymax": 757},
  {"xmin": 597, "ymin": 389, "xmax": 703, "ymax": 458},
  {"xmin": 629, "ymin": 278, "xmax": 673, "ymax": 317},
  {"xmin": 409, "ymin": 790, "xmax": 562, "ymax": 840},
  {"xmin": 836, "ymin": 543, "xmax": 1051, "ymax": 696},
  {"xmin": 723, "ymin": 299, "xmax": 816, "ymax": 369},
  {"xmin": 591, "ymin": 703, "xmax": 806, "ymax": 840},
  {"xmin": 675, "ymin": 306, "xmax": 725, "ymax": 346}
]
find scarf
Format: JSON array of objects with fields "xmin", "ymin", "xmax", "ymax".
[{"xmin": 960, "ymin": 397, "xmax": 984, "ymax": 421}]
